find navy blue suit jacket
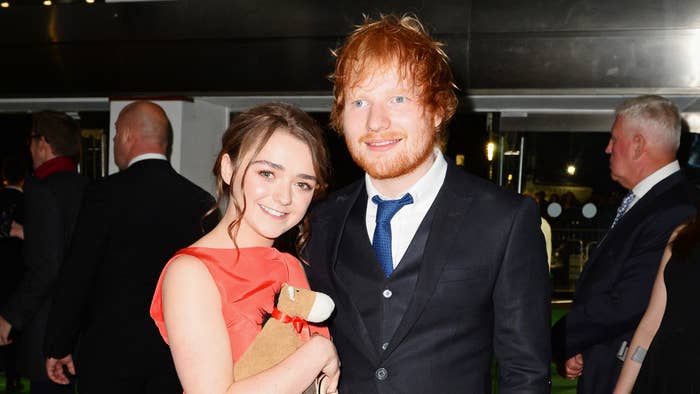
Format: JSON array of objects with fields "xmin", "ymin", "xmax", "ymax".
[
  {"xmin": 306, "ymin": 160, "xmax": 552, "ymax": 393},
  {"xmin": 552, "ymin": 171, "xmax": 699, "ymax": 394}
]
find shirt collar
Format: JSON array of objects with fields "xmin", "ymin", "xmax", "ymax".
[
  {"xmin": 632, "ymin": 160, "xmax": 680, "ymax": 199},
  {"xmin": 128, "ymin": 153, "xmax": 167, "ymax": 168},
  {"xmin": 365, "ymin": 147, "xmax": 447, "ymax": 202}
]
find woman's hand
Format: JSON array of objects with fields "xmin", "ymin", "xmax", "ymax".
[{"xmin": 308, "ymin": 335, "xmax": 340, "ymax": 393}]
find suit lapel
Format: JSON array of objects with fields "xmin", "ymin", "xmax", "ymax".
[
  {"xmin": 579, "ymin": 171, "xmax": 684, "ymax": 281},
  {"xmin": 381, "ymin": 165, "xmax": 473, "ymax": 359},
  {"xmin": 322, "ymin": 182, "xmax": 381, "ymax": 363},
  {"xmin": 324, "ymin": 182, "xmax": 364, "ymax": 272},
  {"xmin": 613, "ymin": 172, "xmax": 683, "ymax": 231}
]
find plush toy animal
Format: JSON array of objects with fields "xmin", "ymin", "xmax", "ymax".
[{"xmin": 233, "ymin": 283, "xmax": 335, "ymax": 388}]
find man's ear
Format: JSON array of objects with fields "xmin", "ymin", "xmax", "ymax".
[
  {"xmin": 220, "ymin": 154, "xmax": 234, "ymax": 186},
  {"xmin": 633, "ymin": 133, "xmax": 646, "ymax": 160},
  {"xmin": 38, "ymin": 137, "xmax": 55, "ymax": 158},
  {"xmin": 122, "ymin": 125, "xmax": 134, "ymax": 143},
  {"xmin": 433, "ymin": 111, "xmax": 443, "ymax": 131}
]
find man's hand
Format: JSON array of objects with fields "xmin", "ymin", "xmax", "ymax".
[
  {"xmin": 10, "ymin": 221, "xmax": 23, "ymax": 240},
  {"xmin": 0, "ymin": 314, "xmax": 13, "ymax": 345},
  {"xmin": 563, "ymin": 353, "xmax": 584, "ymax": 379},
  {"xmin": 46, "ymin": 355, "xmax": 76, "ymax": 385}
]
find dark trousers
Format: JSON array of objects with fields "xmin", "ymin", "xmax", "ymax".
[
  {"xmin": 0, "ymin": 341, "xmax": 20, "ymax": 382},
  {"xmin": 77, "ymin": 361, "xmax": 181, "ymax": 394},
  {"xmin": 77, "ymin": 375, "xmax": 181, "ymax": 394},
  {"xmin": 29, "ymin": 380, "xmax": 74, "ymax": 394}
]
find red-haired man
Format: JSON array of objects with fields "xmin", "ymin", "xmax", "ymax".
[{"xmin": 305, "ymin": 14, "xmax": 551, "ymax": 393}]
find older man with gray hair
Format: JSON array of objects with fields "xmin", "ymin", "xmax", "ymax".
[{"xmin": 552, "ymin": 94, "xmax": 700, "ymax": 394}]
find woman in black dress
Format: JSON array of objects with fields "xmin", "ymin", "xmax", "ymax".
[{"xmin": 614, "ymin": 207, "xmax": 700, "ymax": 393}]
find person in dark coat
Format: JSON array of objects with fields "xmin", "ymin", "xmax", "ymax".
[
  {"xmin": 614, "ymin": 204, "xmax": 700, "ymax": 393},
  {"xmin": 552, "ymin": 95, "xmax": 700, "ymax": 394},
  {"xmin": 304, "ymin": 14, "xmax": 551, "ymax": 393},
  {"xmin": 0, "ymin": 156, "xmax": 27, "ymax": 392},
  {"xmin": 43, "ymin": 101, "xmax": 217, "ymax": 394},
  {"xmin": 0, "ymin": 111, "xmax": 89, "ymax": 394}
]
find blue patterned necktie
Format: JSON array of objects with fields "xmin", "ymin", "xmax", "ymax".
[
  {"xmin": 610, "ymin": 192, "xmax": 636, "ymax": 228},
  {"xmin": 372, "ymin": 193, "xmax": 414, "ymax": 277}
]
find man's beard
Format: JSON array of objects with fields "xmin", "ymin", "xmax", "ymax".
[{"xmin": 346, "ymin": 132, "xmax": 435, "ymax": 179}]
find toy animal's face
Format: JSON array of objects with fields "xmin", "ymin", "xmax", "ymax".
[
  {"xmin": 278, "ymin": 284, "xmax": 335, "ymax": 323},
  {"xmin": 278, "ymin": 284, "xmax": 316, "ymax": 317},
  {"xmin": 286, "ymin": 285, "xmax": 300, "ymax": 301}
]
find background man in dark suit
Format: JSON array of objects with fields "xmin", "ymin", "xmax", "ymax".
[
  {"xmin": 304, "ymin": 15, "xmax": 551, "ymax": 393},
  {"xmin": 0, "ymin": 156, "xmax": 27, "ymax": 392},
  {"xmin": 0, "ymin": 112, "xmax": 89, "ymax": 394},
  {"xmin": 43, "ymin": 101, "xmax": 216, "ymax": 393},
  {"xmin": 552, "ymin": 95, "xmax": 700, "ymax": 393}
]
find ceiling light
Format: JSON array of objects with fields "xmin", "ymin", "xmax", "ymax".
[
  {"xmin": 105, "ymin": 0, "xmax": 177, "ymax": 2},
  {"xmin": 86, "ymin": 0, "xmax": 95, "ymax": 3},
  {"xmin": 43, "ymin": 0, "xmax": 51, "ymax": 5},
  {"xmin": 0, "ymin": 2, "xmax": 9, "ymax": 7}
]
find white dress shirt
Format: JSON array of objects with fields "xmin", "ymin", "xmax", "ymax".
[
  {"xmin": 365, "ymin": 148, "xmax": 448, "ymax": 269},
  {"xmin": 127, "ymin": 153, "xmax": 168, "ymax": 168},
  {"xmin": 627, "ymin": 160, "xmax": 680, "ymax": 212}
]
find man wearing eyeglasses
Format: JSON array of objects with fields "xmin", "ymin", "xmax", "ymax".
[{"xmin": 0, "ymin": 111, "xmax": 88, "ymax": 394}]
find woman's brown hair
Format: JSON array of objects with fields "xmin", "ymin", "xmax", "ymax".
[{"xmin": 211, "ymin": 102, "xmax": 331, "ymax": 257}]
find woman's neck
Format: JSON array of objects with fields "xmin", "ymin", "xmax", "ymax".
[{"xmin": 194, "ymin": 218, "xmax": 274, "ymax": 249}]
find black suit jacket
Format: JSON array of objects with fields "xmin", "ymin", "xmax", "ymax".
[
  {"xmin": 0, "ymin": 186, "xmax": 24, "ymax": 303},
  {"xmin": 0, "ymin": 171, "xmax": 88, "ymax": 380},
  {"xmin": 552, "ymin": 171, "xmax": 699, "ymax": 394},
  {"xmin": 306, "ymin": 161, "xmax": 551, "ymax": 394},
  {"xmin": 44, "ymin": 159, "xmax": 216, "ymax": 387}
]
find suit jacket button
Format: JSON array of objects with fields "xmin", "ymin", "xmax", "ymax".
[
  {"xmin": 382, "ymin": 289, "xmax": 392, "ymax": 298},
  {"xmin": 381, "ymin": 342, "xmax": 389, "ymax": 350},
  {"xmin": 375, "ymin": 367, "xmax": 388, "ymax": 381}
]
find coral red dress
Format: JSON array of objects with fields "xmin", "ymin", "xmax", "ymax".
[{"xmin": 150, "ymin": 246, "xmax": 329, "ymax": 364}]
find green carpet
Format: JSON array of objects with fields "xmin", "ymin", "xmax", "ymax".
[{"xmin": 0, "ymin": 374, "xmax": 29, "ymax": 394}]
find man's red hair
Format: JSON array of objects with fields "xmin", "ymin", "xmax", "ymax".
[{"xmin": 329, "ymin": 14, "xmax": 458, "ymax": 139}]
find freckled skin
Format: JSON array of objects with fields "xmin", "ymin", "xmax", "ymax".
[{"xmin": 342, "ymin": 66, "xmax": 440, "ymax": 183}]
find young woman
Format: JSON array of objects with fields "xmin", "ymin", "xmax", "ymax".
[
  {"xmin": 614, "ymin": 206, "xmax": 700, "ymax": 393},
  {"xmin": 150, "ymin": 103, "xmax": 340, "ymax": 394}
]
